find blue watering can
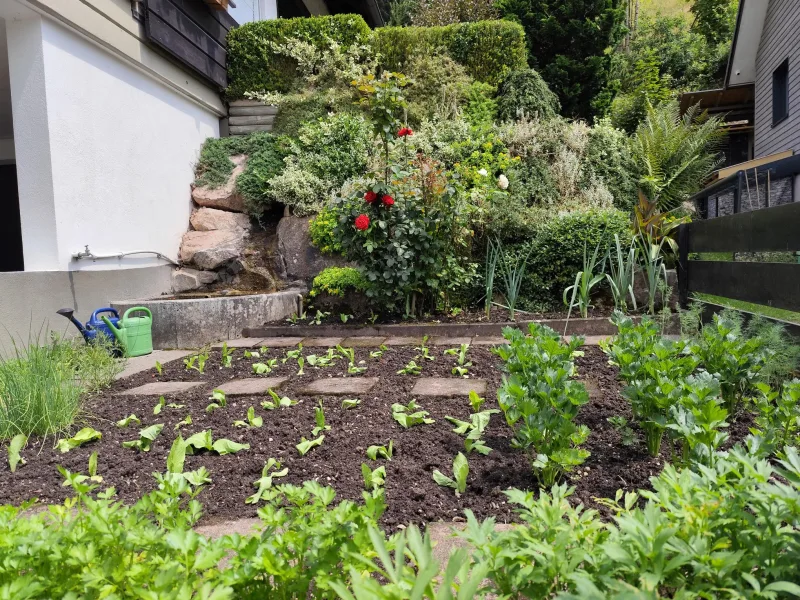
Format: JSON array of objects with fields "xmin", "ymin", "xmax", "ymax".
[{"xmin": 56, "ymin": 307, "xmax": 120, "ymax": 344}]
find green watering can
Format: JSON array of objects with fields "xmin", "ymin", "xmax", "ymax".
[{"xmin": 102, "ymin": 307, "xmax": 153, "ymax": 357}]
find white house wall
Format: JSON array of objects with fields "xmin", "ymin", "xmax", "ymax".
[{"xmin": 39, "ymin": 18, "xmax": 218, "ymax": 271}]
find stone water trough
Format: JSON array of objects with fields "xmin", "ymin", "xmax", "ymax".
[{"xmin": 112, "ymin": 290, "xmax": 302, "ymax": 350}]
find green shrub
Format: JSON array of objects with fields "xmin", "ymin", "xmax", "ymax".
[
  {"xmin": 495, "ymin": 69, "xmax": 560, "ymax": 121},
  {"xmin": 226, "ymin": 14, "xmax": 372, "ymax": 98},
  {"xmin": 582, "ymin": 119, "xmax": 638, "ymax": 211},
  {"xmin": 237, "ymin": 139, "xmax": 290, "ymax": 215},
  {"xmin": 373, "ymin": 20, "xmax": 527, "ymax": 86},
  {"xmin": 272, "ymin": 89, "xmax": 359, "ymax": 137},
  {"xmin": 310, "ymin": 267, "xmax": 366, "ymax": 298},
  {"xmin": 403, "ymin": 52, "xmax": 473, "ymax": 125},
  {"xmin": 294, "ymin": 113, "xmax": 372, "ymax": 187},
  {"xmin": 0, "ymin": 336, "xmax": 120, "ymax": 439},
  {"xmin": 464, "ymin": 81, "xmax": 498, "ymax": 126},
  {"xmin": 511, "ymin": 209, "xmax": 631, "ymax": 310},
  {"xmin": 194, "ymin": 133, "xmax": 274, "ymax": 188},
  {"xmin": 262, "ymin": 162, "xmax": 328, "ymax": 217},
  {"xmin": 309, "ymin": 207, "xmax": 342, "ymax": 255}
]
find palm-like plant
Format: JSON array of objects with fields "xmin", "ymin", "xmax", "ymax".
[{"xmin": 631, "ymin": 100, "xmax": 726, "ymax": 235}]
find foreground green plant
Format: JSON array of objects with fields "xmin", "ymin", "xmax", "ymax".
[
  {"xmin": 246, "ymin": 458, "xmax": 289, "ymax": 504},
  {"xmin": 751, "ymin": 379, "xmax": 800, "ymax": 457},
  {"xmin": 432, "ymin": 452, "xmax": 468, "ymax": 495},
  {"xmin": 7, "ymin": 434, "xmax": 26, "ymax": 472},
  {"xmin": 55, "ymin": 427, "xmax": 102, "ymax": 453},
  {"xmin": 494, "ymin": 324, "xmax": 590, "ymax": 486},
  {"xmin": 391, "ymin": 400, "xmax": 435, "ymax": 428},
  {"xmin": 563, "ymin": 241, "xmax": 605, "ymax": 319},
  {"xmin": 122, "ymin": 424, "xmax": 164, "ymax": 452},
  {"xmin": 605, "ymin": 233, "xmax": 637, "ymax": 313}
]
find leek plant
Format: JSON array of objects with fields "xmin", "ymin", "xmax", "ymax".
[
  {"xmin": 563, "ymin": 241, "xmax": 605, "ymax": 319},
  {"xmin": 498, "ymin": 243, "xmax": 530, "ymax": 320},
  {"xmin": 484, "ymin": 239, "xmax": 501, "ymax": 318},
  {"xmin": 637, "ymin": 231, "xmax": 669, "ymax": 315},
  {"xmin": 606, "ymin": 234, "xmax": 638, "ymax": 313}
]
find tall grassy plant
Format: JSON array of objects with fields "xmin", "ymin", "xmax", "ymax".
[
  {"xmin": 563, "ymin": 241, "xmax": 605, "ymax": 319},
  {"xmin": 637, "ymin": 231, "xmax": 670, "ymax": 315},
  {"xmin": 484, "ymin": 239, "xmax": 500, "ymax": 318},
  {"xmin": 499, "ymin": 242, "xmax": 531, "ymax": 320}
]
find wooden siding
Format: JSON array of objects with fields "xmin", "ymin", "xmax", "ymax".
[
  {"xmin": 754, "ymin": 0, "xmax": 800, "ymax": 158},
  {"xmin": 143, "ymin": 0, "xmax": 236, "ymax": 90}
]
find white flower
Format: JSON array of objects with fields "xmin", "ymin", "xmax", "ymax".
[
  {"xmin": 497, "ymin": 174, "xmax": 509, "ymax": 190},
  {"xmin": 478, "ymin": 168, "xmax": 488, "ymax": 177}
]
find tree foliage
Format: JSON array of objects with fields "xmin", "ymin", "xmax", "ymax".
[
  {"xmin": 495, "ymin": 0, "xmax": 626, "ymax": 120},
  {"xmin": 689, "ymin": 0, "xmax": 739, "ymax": 45}
]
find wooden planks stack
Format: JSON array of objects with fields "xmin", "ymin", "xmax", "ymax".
[{"xmin": 227, "ymin": 100, "xmax": 278, "ymax": 136}]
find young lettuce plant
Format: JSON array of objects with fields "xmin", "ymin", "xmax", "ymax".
[
  {"xmin": 234, "ymin": 406, "xmax": 263, "ymax": 428},
  {"xmin": 246, "ymin": 458, "xmax": 288, "ymax": 504},
  {"xmin": 296, "ymin": 434, "xmax": 325, "ymax": 456},
  {"xmin": 252, "ymin": 358, "xmax": 279, "ymax": 374},
  {"xmin": 366, "ymin": 440, "xmax": 393, "ymax": 460},
  {"xmin": 174, "ymin": 414, "xmax": 192, "ymax": 431},
  {"xmin": 206, "ymin": 389, "xmax": 227, "ymax": 413},
  {"xmin": 361, "ymin": 463, "xmax": 387, "ymax": 499},
  {"xmin": 392, "ymin": 400, "xmax": 435, "ymax": 428},
  {"xmin": 432, "ymin": 452, "xmax": 468, "ymax": 495},
  {"xmin": 445, "ymin": 344, "xmax": 471, "ymax": 377},
  {"xmin": 369, "ymin": 345, "xmax": 387, "ymax": 359},
  {"xmin": 415, "ymin": 336, "xmax": 435, "ymax": 362},
  {"xmin": 262, "ymin": 389, "xmax": 297, "ymax": 410},
  {"xmin": 8, "ymin": 434, "xmax": 26, "ymax": 472},
  {"xmin": 122, "ymin": 424, "xmax": 164, "ymax": 452},
  {"xmin": 337, "ymin": 345, "xmax": 366, "ymax": 374},
  {"xmin": 283, "ymin": 344, "xmax": 303, "ymax": 363},
  {"xmin": 116, "ymin": 414, "xmax": 141, "ymax": 428},
  {"xmin": 220, "ymin": 342, "xmax": 235, "ymax": 368},
  {"xmin": 164, "ymin": 437, "xmax": 212, "ymax": 487},
  {"xmin": 342, "ymin": 398, "xmax": 361, "ymax": 409},
  {"xmin": 153, "ymin": 395, "xmax": 166, "ymax": 415},
  {"xmin": 446, "ymin": 410, "xmax": 500, "ymax": 455},
  {"xmin": 184, "ymin": 430, "xmax": 249, "ymax": 455},
  {"xmin": 397, "ymin": 359, "xmax": 422, "ymax": 375},
  {"xmin": 312, "ymin": 400, "xmax": 331, "ymax": 436},
  {"xmin": 55, "ymin": 427, "xmax": 102, "ymax": 453}
]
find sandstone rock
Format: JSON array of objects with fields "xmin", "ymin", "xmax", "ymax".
[
  {"xmin": 190, "ymin": 207, "xmax": 250, "ymax": 232},
  {"xmin": 191, "ymin": 155, "xmax": 247, "ymax": 213},
  {"xmin": 172, "ymin": 268, "xmax": 218, "ymax": 293},
  {"xmin": 180, "ymin": 230, "xmax": 246, "ymax": 270},
  {"xmin": 276, "ymin": 215, "xmax": 348, "ymax": 282}
]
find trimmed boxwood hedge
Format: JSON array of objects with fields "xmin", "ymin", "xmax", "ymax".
[
  {"xmin": 226, "ymin": 17, "xmax": 528, "ymax": 98},
  {"xmin": 226, "ymin": 14, "xmax": 372, "ymax": 99},
  {"xmin": 373, "ymin": 21, "xmax": 527, "ymax": 86}
]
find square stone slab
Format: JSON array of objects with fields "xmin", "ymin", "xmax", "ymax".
[
  {"xmin": 302, "ymin": 337, "xmax": 344, "ymax": 347},
  {"xmin": 212, "ymin": 338, "xmax": 264, "ymax": 349},
  {"xmin": 300, "ymin": 377, "xmax": 379, "ymax": 395},
  {"xmin": 341, "ymin": 336, "xmax": 387, "ymax": 347},
  {"xmin": 411, "ymin": 378, "xmax": 487, "ymax": 397},
  {"xmin": 258, "ymin": 337, "xmax": 306, "ymax": 348},
  {"xmin": 471, "ymin": 336, "xmax": 505, "ymax": 346},
  {"xmin": 384, "ymin": 336, "xmax": 423, "ymax": 346},
  {"xmin": 429, "ymin": 336, "xmax": 472, "ymax": 346},
  {"xmin": 216, "ymin": 377, "xmax": 289, "ymax": 396},
  {"xmin": 117, "ymin": 381, "xmax": 204, "ymax": 396}
]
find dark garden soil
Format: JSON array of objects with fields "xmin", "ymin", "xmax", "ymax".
[
  {"xmin": 270, "ymin": 304, "xmax": 617, "ymax": 328},
  {"xmin": 0, "ymin": 345, "xmax": 753, "ymax": 528}
]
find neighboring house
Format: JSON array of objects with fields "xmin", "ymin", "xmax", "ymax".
[
  {"xmin": 0, "ymin": 0, "xmax": 378, "ymax": 348},
  {"xmin": 684, "ymin": 0, "xmax": 800, "ymax": 217}
]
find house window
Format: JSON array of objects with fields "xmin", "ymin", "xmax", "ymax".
[{"xmin": 773, "ymin": 59, "xmax": 789, "ymax": 126}]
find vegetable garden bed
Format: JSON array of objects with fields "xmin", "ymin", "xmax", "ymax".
[{"xmin": 0, "ymin": 340, "xmax": 753, "ymax": 527}]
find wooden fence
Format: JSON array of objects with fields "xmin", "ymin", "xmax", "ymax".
[{"xmin": 677, "ymin": 201, "xmax": 800, "ymax": 315}]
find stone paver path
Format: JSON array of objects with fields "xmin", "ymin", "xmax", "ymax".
[
  {"xmin": 257, "ymin": 337, "xmax": 306, "ymax": 348},
  {"xmin": 341, "ymin": 336, "xmax": 387, "ymax": 347},
  {"xmin": 470, "ymin": 336, "xmax": 505, "ymax": 346},
  {"xmin": 302, "ymin": 337, "xmax": 345, "ymax": 347},
  {"xmin": 216, "ymin": 377, "xmax": 288, "ymax": 396},
  {"xmin": 300, "ymin": 377, "xmax": 379, "ymax": 395},
  {"xmin": 117, "ymin": 381, "xmax": 204, "ymax": 396},
  {"xmin": 212, "ymin": 338, "xmax": 264, "ymax": 349},
  {"xmin": 116, "ymin": 350, "xmax": 192, "ymax": 380},
  {"xmin": 429, "ymin": 336, "xmax": 471, "ymax": 346},
  {"xmin": 384, "ymin": 336, "xmax": 423, "ymax": 346},
  {"xmin": 411, "ymin": 378, "xmax": 486, "ymax": 397}
]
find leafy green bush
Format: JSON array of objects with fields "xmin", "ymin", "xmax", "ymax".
[
  {"xmin": 495, "ymin": 69, "xmax": 560, "ymax": 121},
  {"xmin": 294, "ymin": 113, "xmax": 372, "ymax": 187},
  {"xmin": 310, "ymin": 267, "xmax": 366, "ymax": 298},
  {"xmin": 494, "ymin": 323, "xmax": 590, "ymax": 485},
  {"xmin": 509, "ymin": 209, "xmax": 631, "ymax": 310},
  {"xmin": 0, "ymin": 336, "xmax": 120, "ymax": 439},
  {"xmin": 373, "ymin": 20, "xmax": 527, "ymax": 86},
  {"xmin": 403, "ymin": 52, "xmax": 474, "ymax": 125},
  {"xmin": 226, "ymin": 14, "xmax": 372, "ymax": 98},
  {"xmin": 262, "ymin": 162, "xmax": 328, "ymax": 217},
  {"xmin": 271, "ymin": 89, "xmax": 359, "ymax": 137},
  {"xmin": 582, "ymin": 119, "xmax": 638, "ymax": 211},
  {"xmin": 309, "ymin": 207, "xmax": 342, "ymax": 255}
]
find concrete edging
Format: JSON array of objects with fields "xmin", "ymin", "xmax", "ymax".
[{"xmin": 112, "ymin": 290, "xmax": 301, "ymax": 349}]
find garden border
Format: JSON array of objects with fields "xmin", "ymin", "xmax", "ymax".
[{"xmin": 243, "ymin": 315, "xmax": 680, "ymax": 339}]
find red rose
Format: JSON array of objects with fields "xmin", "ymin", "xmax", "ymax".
[
  {"xmin": 354, "ymin": 214, "xmax": 370, "ymax": 231},
  {"xmin": 364, "ymin": 190, "xmax": 377, "ymax": 203},
  {"xmin": 382, "ymin": 195, "xmax": 394, "ymax": 206},
  {"xmin": 397, "ymin": 127, "xmax": 413, "ymax": 137}
]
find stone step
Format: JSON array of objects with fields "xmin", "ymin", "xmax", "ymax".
[
  {"xmin": 229, "ymin": 99, "xmax": 272, "ymax": 107},
  {"xmin": 229, "ymin": 105, "xmax": 279, "ymax": 117},
  {"xmin": 229, "ymin": 114, "xmax": 276, "ymax": 126},
  {"xmin": 230, "ymin": 124, "xmax": 274, "ymax": 135}
]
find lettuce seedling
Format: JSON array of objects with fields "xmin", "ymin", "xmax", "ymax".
[
  {"xmin": 366, "ymin": 440, "xmax": 393, "ymax": 460},
  {"xmin": 220, "ymin": 342, "xmax": 235, "ymax": 368},
  {"xmin": 116, "ymin": 414, "xmax": 140, "ymax": 428},
  {"xmin": 297, "ymin": 356, "xmax": 305, "ymax": 375},
  {"xmin": 122, "ymin": 424, "xmax": 163, "ymax": 452},
  {"xmin": 296, "ymin": 434, "xmax": 324, "ymax": 456},
  {"xmin": 446, "ymin": 344, "xmax": 471, "ymax": 376},
  {"xmin": 87, "ymin": 452, "xmax": 102, "ymax": 483},
  {"xmin": 397, "ymin": 360, "xmax": 422, "ymax": 375},
  {"xmin": 337, "ymin": 345, "xmax": 367, "ymax": 374},
  {"xmin": 246, "ymin": 458, "xmax": 288, "ymax": 504},
  {"xmin": 446, "ymin": 410, "xmax": 499, "ymax": 455},
  {"xmin": 370, "ymin": 345, "xmax": 387, "ymax": 359},
  {"xmin": 252, "ymin": 359, "xmax": 278, "ymax": 374},
  {"xmin": 244, "ymin": 349, "xmax": 260, "ymax": 359},
  {"xmin": 206, "ymin": 389, "xmax": 227, "ymax": 413},
  {"xmin": 433, "ymin": 452, "xmax": 468, "ymax": 495},
  {"xmin": 415, "ymin": 336, "xmax": 435, "ymax": 361},
  {"xmin": 153, "ymin": 395, "xmax": 166, "ymax": 415},
  {"xmin": 392, "ymin": 400, "xmax": 435, "ymax": 428},
  {"xmin": 154, "ymin": 361, "xmax": 162, "ymax": 375},
  {"xmin": 56, "ymin": 427, "xmax": 102, "ymax": 453},
  {"xmin": 183, "ymin": 430, "xmax": 249, "ymax": 455},
  {"xmin": 283, "ymin": 344, "xmax": 303, "ymax": 363},
  {"xmin": 342, "ymin": 398, "xmax": 361, "ymax": 409},
  {"xmin": 312, "ymin": 400, "xmax": 331, "ymax": 436},
  {"xmin": 361, "ymin": 463, "xmax": 386, "ymax": 497},
  {"xmin": 469, "ymin": 390, "xmax": 485, "ymax": 412},
  {"xmin": 8, "ymin": 434, "xmax": 26, "ymax": 473},
  {"xmin": 164, "ymin": 437, "xmax": 212, "ymax": 486},
  {"xmin": 174, "ymin": 414, "xmax": 192, "ymax": 431},
  {"xmin": 234, "ymin": 406, "xmax": 263, "ymax": 428},
  {"xmin": 262, "ymin": 388, "xmax": 297, "ymax": 410}
]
